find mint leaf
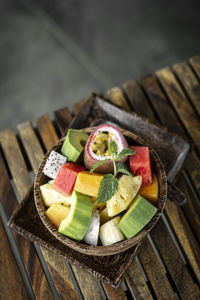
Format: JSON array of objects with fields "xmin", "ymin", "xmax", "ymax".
[
  {"xmin": 109, "ymin": 141, "xmax": 118, "ymax": 155},
  {"xmin": 90, "ymin": 159, "xmax": 111, "ymax": 173},
  {"xmin": 116, "ymin": 162, "xmax": 133, "ymax": 176},
  {"xmin": 97, "ymin": 174, "xmax": 118, "ymax": 203},
  {"xmin": 116, "ymin": 148, "xmax": 136, "ymax": 160}
]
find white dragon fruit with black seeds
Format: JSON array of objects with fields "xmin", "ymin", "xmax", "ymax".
[{"xmin": 43, "ymin": 150, "xmax": 67, "ymax": 179}]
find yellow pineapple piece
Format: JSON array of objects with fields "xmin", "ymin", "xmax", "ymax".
[
  {"xmin": 100, "ymin": 207, "xmax": 111, "ymax": 225},
  {"xmin": 106, "ymin": 175, "xmax": 142, "ymax": 217},
  {"xmin": 46, "ymin": 204, "xmax": 70, "ymax": 229},
  {"xmin": 40, "ymin": 183, "xmax": 72, "ymax": 207},
  {"xmin": 91, "ymin": 197, "xmax": 106, "ymax": 211},
  {"xmin": 74, "ymin": 171, "xmax": 103, "ymax": 197}
]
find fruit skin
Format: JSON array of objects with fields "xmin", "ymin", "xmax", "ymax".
[
  {"xmin": 139, "ymin": 173, "xmax": 159, "ymax": 204},
  {"xmin": 53, "ymin": 162, "xmax": 84, "ymax": 196},
  {"xmin": 83, "ymin": 210, "xmax": 100, "ymax": 246},
  {"xmin": 61, "ymin": 129, "xmax": 88, "ymax": 162},
  {"xmin": 43, "ymin": 150, "xmax": 67, "ymax": 179},
  {"xmin": 118, "ymin": 194, "xmax": 157, "ymax": 239},
  {"xmin": 99, "ymin": 216, "xmax": 125, "ymax": 246},
  {"xmin": 40, "ymin": 183, "xmax": 72, "ymax": 207},
  {"xmin": 74, "ymin": 171, "xmax": 103, "ymax": 198},
  {"xmin": 129, "ymin": 146, "xmax": 152, "ymax": 187},
  {"xmin": 46, "ymin": 204, "xmax": 70, "ymax": 228},
  {"xmin": 84, "ymin": 124, "xmax": 128, "ymax": 173},
  {"xmin": 106, "ymin": 175, "xmax": 142, "ymax": 217},
  {"xmin": 58, "ymin": 191, "xmax": 92, "ymax": 241}
]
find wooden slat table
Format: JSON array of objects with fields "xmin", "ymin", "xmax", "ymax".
[{"xmin": 1, "ymin": 55, "xmax": 200, "ymax": 300}]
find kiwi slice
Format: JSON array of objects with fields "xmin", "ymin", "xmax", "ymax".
[
  {"xmin": 58, "ymin": 190, "xmax": 92, "ymax": 241},
  {"xmin": 118, "ymin": 194, "xmax": 157, "ymax": 239}
]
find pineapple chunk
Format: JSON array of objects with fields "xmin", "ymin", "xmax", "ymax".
[
  {"xmin": 91, "ymin": 197, "xmax": 106, "ymax": 211},
  {"xmin": 100, "ymin": 207, "xmax": 111, "ymax": 225},
  {"xmin": 40, "ymin": 183, "xmax": 72, "ymax": 207},
  {"xmin": 99, "ymin": 216, "xmax": 125, "ymax": 246},
  {"xmin": 46, "ymin": 204, "xmax": 70, "ymax": 228},
  {"xmin": 106, "ymin": 175, "xmax": 142, "ymax": 217}
]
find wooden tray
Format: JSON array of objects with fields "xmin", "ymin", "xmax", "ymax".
[{"xmin": 8, "ymin": 95, "xmax": 190, "ymax": 287}]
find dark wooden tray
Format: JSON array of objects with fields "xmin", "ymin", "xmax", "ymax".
[{"xmin": 8, "ymin": 95, "xmax": 190, "ymax": 287}]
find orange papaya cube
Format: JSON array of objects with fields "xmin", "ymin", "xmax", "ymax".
[
  {"xmin": 139, "ymin": 173, "xmax": 159, "ymax": 204},
  {"xmin": 74, "ymin": 171, "xmax": 103, "ymax": 197},
  {"xmin": 46, "ymin": 204, "xmax": 70, "ymax": 228}
]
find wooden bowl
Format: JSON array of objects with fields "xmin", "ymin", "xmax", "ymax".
[{"xmin": 34, "ymin": 127, "xmax": 167, "ymax": 256}]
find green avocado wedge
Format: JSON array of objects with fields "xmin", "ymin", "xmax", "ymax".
[
  {"xmin": 58, "ymin": 190, "xmax": 92, "ymax": 241},
  {"xmin": 61, "ymin": 129, "xmax": 89, "ymax": 162},
  {"xmin": 118, "ymin": 194, "xmax": 157, "ymax": 239}
]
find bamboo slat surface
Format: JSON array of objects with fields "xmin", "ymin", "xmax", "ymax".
[{"xmin": 0, "ymin": 55, "xmax": 200, "ymax": 299}]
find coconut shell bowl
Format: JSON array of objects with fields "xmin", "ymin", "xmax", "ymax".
[{"xmin": 34, "ymin": 127, "xmax": 167, "ymax": 256}]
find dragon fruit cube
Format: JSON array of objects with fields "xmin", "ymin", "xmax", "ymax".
[{"xmin": 43, "ymin": 150, "xmax": 67, "ymax": 179}]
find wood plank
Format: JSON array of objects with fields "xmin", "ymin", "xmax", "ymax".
[
  {"xmin": 173, "ymin": 61, "xmax": 200, "ymax": 117},
  {"xmin": 140, "ymin": 75, "xmax": 200, "ymax": 194},
  {"xmin": 107, "ymin": 87, "xmax": 131, "ymax": 112},
  {"xmin": 0, "ymin": 217, "xmax": 29, "ymax": 300},
  {"xmin": 156, "ymin": 67, "xmax": 200, "ymax": 152},
  {"xmin": 37, "ymin": 114, "xmax": 58, "ymax": 151},
  {"xmin": 123, "ymin": 80, "xmax": 157, "ymax": 121},
  {"xmin": 109, "ymin": 86, "xmax": 198, "ymax": 298},
  {"xmin": 151, "ymin": 218, "xmax": 199, "ymax": 300},
  {"xmin": 102, "ymin": 282, "xmax": 128, "ymax": 300},
  {"xmin": 0, "ymin": 150, "xmax": 53, "ymax": 300},
  {"xmin": 125, "ymin": 259, "xmax": 153, "ymax": 300},
  {"xmin": 17, "ymin": 122, "xmax": 44, "ymax": 174},
  {"xmin": 54, "ymin": 107, "xmax": 73, "ymax": 135},
  {"xmin": 138, "ymin": 238, "xmax": 176, "ymax": 300},
  {"xmin": 72, "ymin": 98, "xmax": 89, "ymax": 115},
  {"xmin": 0, "ymin": 129, "xmax": 32, "ymax": 199},
  {"xmin": 17, "ymin": 121, "xmax": 80, "ymax": 300},
  {"xmin": 189, "ymin": 55, "xmax": 200, "ymax": 79}
]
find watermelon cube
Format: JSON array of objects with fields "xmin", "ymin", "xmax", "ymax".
[
  {"xmin": 53, "ymin": 162, "xmax": 84, "ymax": 196},
  {"xmin": 129, "ymin": 146, "xmax": 152, "ymax": 186}
]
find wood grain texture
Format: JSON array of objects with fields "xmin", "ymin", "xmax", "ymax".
[
  {"xmin": 111, "ymin": 84, "xmax": 200, "ymax": 296},
  {"xmin": 71, "ymin": 266, "xmax": 104, "ymax": 300},
  {"xmin": 173, "ymin": 61, "xmax": 200, "ymax": 117},
  {"xmin": 189, "ymin": 55, "xmax": 200, "ymax": 78},
  {"xmin": 37, "ymin": 114, "xmax": 58, "ymax": 151},
  {"xmin": 151, "ymin": 218, "xmax": 199, "ymax": 300},
  {"xmin": 17, "ymin": 121, "xmax": 80, "ymax": 300},
  {"xmin": 156, "ymin": 67, "xmax": 200, "ymax": 152},
  {"xmin": 138, "ymin": 238, "xmax": 176, "ymax": 300},
  {"xmin": 73, "ymin": 98, "xmax": 89, "ymax": 115},
  {"xmin": 0, "ymin": 129, "xmax": 32, "ymax": 199},
  {"xmin": 125, "ymin": 259, "xmax": 153, "ymax": 300},
  {"xmin": 54, "ymin": 107, "xmax": 73, "ymax": 135},
  {"xmin": 17, "ymin": 122, "xmax": 44, "ymax": 174},
  {"xmin": 107, "ymin": 86, "xmax": 131, "ymax": 112},
  {"xmin": 0, "ymin": 218, "xmax": 29, "ymax": 300},
  {"xmin": 0, "ymin": 151, "xmax": 53, "ymax": 300},
  {"xmin": 123, "ymin": 80, "xmax": 157, "ymax": 121},
  {"xmin": 102, "ymin": 282, "xmax": 128, "ymax": 300}
]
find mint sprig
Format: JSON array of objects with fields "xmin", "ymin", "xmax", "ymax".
[
  {"xmin": 116, "ymin": 162, "xmax": 133, "ymax": 176},
  {"xmin": 97, "ymin": 174, "xmax": 118, "ymax": 203}
]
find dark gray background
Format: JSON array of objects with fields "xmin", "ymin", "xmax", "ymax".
[{"xmin": 0, "ymin": 0, "xmax": 200, "ymax": 130}]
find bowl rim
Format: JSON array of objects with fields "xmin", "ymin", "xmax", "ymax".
[{"xmin": 34, "ymin": 127, "xmax": 167, "ymax": 256}]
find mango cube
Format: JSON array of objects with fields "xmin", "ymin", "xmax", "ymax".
[
  {"xmin": 74, "ymin": 171, "xmax": 103, "ymax": 197},
  {"xmin": 46, "ymin": 204, "xmax": 70, "ymax": 228},
  {"xmin": 139, "ymin": 173, "xmax": 159, "ymax": 204}
]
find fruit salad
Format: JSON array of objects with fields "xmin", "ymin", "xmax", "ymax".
[{"xmin": 40, "ymin": 124, "xmax": 159, "ymax": 246}]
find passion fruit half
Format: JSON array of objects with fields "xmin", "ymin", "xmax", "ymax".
[{"xmin": 84, "ymin": 124, "xmax": 128, "ymax": 173}]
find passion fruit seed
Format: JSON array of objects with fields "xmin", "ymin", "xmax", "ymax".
[{"xmin": 92, "ymin": 132, "xmax": 114, "ymax": 156}]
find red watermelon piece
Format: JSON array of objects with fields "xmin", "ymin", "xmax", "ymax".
[
  {"xmin": 53, "ymin": 162, "xmax": 84, "ymax": 196},
  {"xmin": 129, "ymin": 146, "xmax": 152, "ymax": 187}
]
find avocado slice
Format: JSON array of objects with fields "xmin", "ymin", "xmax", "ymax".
[
  {"xmin": 61, "ymin": 129, "xmax": 88, "ymax": 162},
  {"xmin": 58, "ymin": 190, "xmax": 92, "ymax": 241},
  {"xmin": 118, "ymin": 194, "xmax": 157, "ymax": 239}
]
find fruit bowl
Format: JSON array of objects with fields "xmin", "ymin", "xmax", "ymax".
[{"xmin": 34, "ymin": 127, "xmax": 167, "ymax": 256}]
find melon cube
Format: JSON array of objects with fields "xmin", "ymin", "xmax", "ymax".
[
  {"xmin": 53, "ymin": 162, "xmax": 84, "ymax": 196},
  {"xmin": 46, "ymin": 204, "xmax": 70, "ymax": 228},
  {"xmin": 74, "ymin": 171, "xmax": 104, "ymax": 197},
  {"xmin": 43, "ymin": 150, "xmax": 67, "ymax": 179},
  {"xmin": 129, "ymin": 146, "xmax": 152, "ymax": 186}
]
